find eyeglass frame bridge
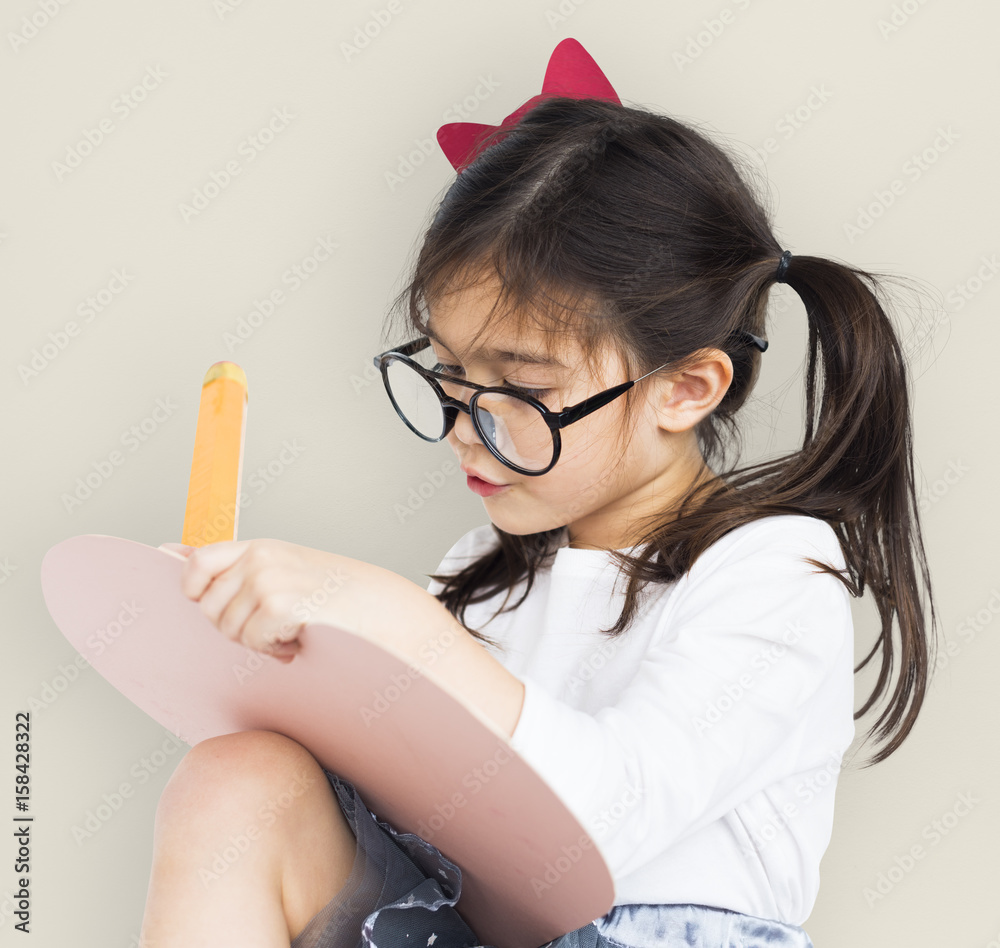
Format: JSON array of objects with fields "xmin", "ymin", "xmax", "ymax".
[{"xmin": 372, "ymin": 336, "xmax": 673, "ymax": 477}]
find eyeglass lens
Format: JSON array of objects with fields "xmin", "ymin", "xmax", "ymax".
[{"xmin": 384, "ymin": 358, "xmax": 554, "ymax": 472}]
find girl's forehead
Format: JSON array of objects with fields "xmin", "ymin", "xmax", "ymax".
[
  {"xmin": 424, "ymin": 280, "xmax": 599, "ymax": 372},
  {"xmin": 424, "ymin": 316, "xmax": 573, "ymax": 370}
]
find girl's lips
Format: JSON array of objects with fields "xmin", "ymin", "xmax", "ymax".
[
  {"xmin": 466, "ymin": 474, "xmax": 511, "ymax": 497},
  {"xmin": 461, "ymin": 466, "xmax": 506, "ymax": 486}
]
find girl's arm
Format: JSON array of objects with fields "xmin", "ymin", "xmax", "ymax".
[
  {"xmin": 169, "ymin": 536, "xmax": 527, "ymax": 739},
  {"xmin": 336, "ymin": 559, "xmax": 527, "ymax": 740}
]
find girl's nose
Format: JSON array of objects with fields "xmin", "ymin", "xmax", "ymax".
[{"xmin": 448, "ymin": 405, "xmax": 482, "ymax": 448}]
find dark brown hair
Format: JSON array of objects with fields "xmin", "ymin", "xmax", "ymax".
[{"xmin": 382, "ymin": 96, "xmax": 940, "ymax": 767}]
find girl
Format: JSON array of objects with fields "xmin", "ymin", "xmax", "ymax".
[{"xmin": 141, "ymin": 44, "xmax": 938, "ymax": 948}]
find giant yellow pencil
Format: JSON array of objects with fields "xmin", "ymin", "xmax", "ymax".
[{"xmin": 181, "ymin": 362, "xmax": 248, "ymax": 547}]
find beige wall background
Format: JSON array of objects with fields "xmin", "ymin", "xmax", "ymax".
[{"xmin": 2, "ymin": 1, "xmax": 997, "ymax": 945}]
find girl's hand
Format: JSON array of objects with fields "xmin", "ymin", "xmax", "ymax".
[
  {"xmin": 156, "ymin": 538, "xmax": 351, "ymax": 664},
  {"xmin": 156, "ymin": 538, "xmax": 528, "ymax": 739},
  {"xmin": 158, "ymin": 542, "xmax": 195, "ymax": 557}
]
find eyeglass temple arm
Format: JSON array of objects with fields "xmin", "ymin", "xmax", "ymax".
[{"xmin": 554, "ymin": 380, "xmax": 636, "ymax": 427}]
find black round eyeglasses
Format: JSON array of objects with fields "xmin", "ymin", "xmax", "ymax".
[{"xmin": 372, "ymin": 336, "xmax": 675, "ymax": 476}]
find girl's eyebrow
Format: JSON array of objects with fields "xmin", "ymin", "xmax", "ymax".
[{"xmin": 423, "ymin": 322, "xmax": 568, "ymax": 368}]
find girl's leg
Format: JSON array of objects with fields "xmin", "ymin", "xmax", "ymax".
[{"xmin": 139, "ymin": 729, "xmax": 357, "ymax": 948}]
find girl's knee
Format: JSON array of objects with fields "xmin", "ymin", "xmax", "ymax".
[{"xmin": 156, "ymin": 729, "xmax": 323, "ymax": 829}]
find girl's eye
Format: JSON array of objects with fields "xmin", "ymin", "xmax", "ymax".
[
  {"xmin": 504, "ymin": 382, "xmax": 551, "ymax": 400},
  {"xmin": 432, "ymin": 362, "xmax": 551, "ymax": 400}
]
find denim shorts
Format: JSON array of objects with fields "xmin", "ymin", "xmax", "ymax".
[{"xmin": 289, "ymin": 770, "xmax": 816, "ymax": 948}]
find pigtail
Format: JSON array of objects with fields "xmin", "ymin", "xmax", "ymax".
[
  {"xmin": 615, "ymin": 252, "xmax": 942, "ymax": 767},
  {"xmin": 730, "ymin": 254, "xmax": 941, "ymax": 766}
]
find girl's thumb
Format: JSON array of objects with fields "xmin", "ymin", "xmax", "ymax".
[{"xmin": 158, "ymin": 542, "xmax": 195, "ymax": 556}]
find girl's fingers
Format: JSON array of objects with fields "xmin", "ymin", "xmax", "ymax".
[
  {"xmin": 263, "ymin": 637, "xmax": 300, "ymax": 662},
  {"xmin": 248, "ymin": 605, "xmax": 302, "ymax": 649},
  {"xmin": 158, "ymin": 542, "xmax": 194, "ymax": 555},
  {"xmin": 198, "ymin": 570, "xmax": 252, "ymax": 635},
  {"xmin": 180, "ymin": 540, "xmax": 250, "ymax": 600},
  {"xmin": 160, "ymin": 537, "xmax": 310, "ymax": 664}
]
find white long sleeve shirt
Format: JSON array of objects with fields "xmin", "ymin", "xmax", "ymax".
[{"xmin": 424, "ymin": 513, "xmax": 855, "ymax": 925}]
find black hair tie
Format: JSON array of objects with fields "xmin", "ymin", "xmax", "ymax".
[
  {"xmin": 775, "ymin": 250, "xmax": 792, "ymax": 284},
  {"xmin": 728, "ymin": 329, "xmax": 768, "ymax": 353},
  {"xmin": 727, "ymin": 253, "xmax": 794, "ymax": 354},
  {"xmin": 734, "ymin": 330, "xmax": 768, "ymax": 353}
]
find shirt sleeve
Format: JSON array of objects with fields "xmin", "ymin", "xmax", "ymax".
[{"xmin": 506, "ymin": 516, "xmax": 853, "ymax": 881}]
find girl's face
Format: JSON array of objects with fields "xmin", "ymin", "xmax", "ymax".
[{"xmin": 426, "ymin": 276, "xmax": 728, "ymax": 551}]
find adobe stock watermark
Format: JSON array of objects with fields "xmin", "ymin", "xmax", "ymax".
[
  {"xmin": 411, "ymin": 744, "xmax": 515, "ymax": 842},
  {"xmin": 7, "ymin": 0, "xmax": 73, "ymax": 54},
  {"xmin": 566, "ymin": 637, "xmax": 622, "ymax": 694},
  {"xmin": 199, "ymin": 767, "xmax": 318, "ymax": 887},
  {"xmin": 385, "ymin": 74, "xmax": 501, "ymax": 192},
  {"xmin": 544, "ymin": 0, "xmax": 590, "ymax": 29},
  {"xmin": 61, "ymin": 397, "xmax": 179, "ymax": 514},
  {"xmin": 863, "ymin": 789, "xmax": 980, "ymax": 907},
  {"xmin": 231, "ymin": 565, "xmax": 349, "ymax": 684},
  {"xmin": 82, "ymin": 600, "xmax": 145, "ymax": 659},
  {"xmin": 739, "ymin": 748, "xmax": 845, "ymax": 860},
  {"xmin": 877, "ymin": 0, "xmax": 934, "ymax": 39},
  {"xmin": 842, "ymin": 125, "xmax": 959, "ymax": 243},
  {"xmin": 945, "ymin": 253, "xmax": 998, "ymax": 312},
  {"xmin": 213, "ymin": 0, "xmax": 249, "ymax": 20},
  {"xmin": 518, "ymin": 124, "xmax": 617, "ymax": 230},
  {"xmin": 0, "ymin": 886, "xmax": 35, "ymax": 932},
  {"xmin": 0, "ymin": 556, "xmax": 17, "ymax": 587},
  {"xmin": 340, "ymin": 2, "xmax": 402, "ymax": 62},
  {"xmin": 70, "ymin": 733, "xmax": 187, "ymax": 845},
  {"xmin": 394, "ymin": 459, "xmax": 460, "ymax": 524},
  {"xmin": 51, "ymin": 66, "xmax": 168, "ymax": 182},
  {"xmin": 222, "ymin": 235, "xmax": 339, "ymax": 352},
  {"xmin": 25, "ymin": 655, "xmax": 92, "ymax": 713},
  {"xmin": 752, "ymin": 84, "xmax": 833, "ymax": 165},
  {"xmin": 692, "ymin": 620, "xmax": 808, "ymax": 736},
  {"xmin": 530, "ymin": 779, "xmax": 645, "ymax": 898},
  {"xmin": 29, "ymin": 600, "xmax": 150, "ymax": 712},
  {"xmin": 916, "ymin": 457, "xmax": 968, "ymax": 514},
  {"xmin": 351, "ymin": 356, "xmax": 382, "ymax": 396},
  {"xmin": 899, "ymin": 305, "xmax": 950, "ymax": 366},
  {"xmin": 178, "ymin": 107, "xmax": 296, "ymax": 222},
  {"xmin": 609, "ymin": 245, "xmax": 672, "ymax": 297},
  {"xmin": 929, "ymin": 585, "xmax": 1000, "ymax": 687},
  {"xmin": 558, "ymin": 480, "xmax": 605, "ymax": 524},
  {"xmin": 358, "ymin": 625, "xmax": 460, "ymax": 725},
  {"xmin": 672, "ymin": 0, "xmax": 755, "ymax": 72},
  {"xmin": 18, "ymin": 268, "xmax": 136, "ymax": 385},
  {"xmin": 182, "ymin": 439, "xmax": 306, "ymax": 548}
]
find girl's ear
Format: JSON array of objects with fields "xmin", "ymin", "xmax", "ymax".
[{"xmin": 650, "ymin": 349, "xmax": 733, "ymax": 433}]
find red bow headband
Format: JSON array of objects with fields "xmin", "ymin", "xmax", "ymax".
[{"xmin": 436, "ymin": 38, "xmax": 621, "ymax": 172}]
